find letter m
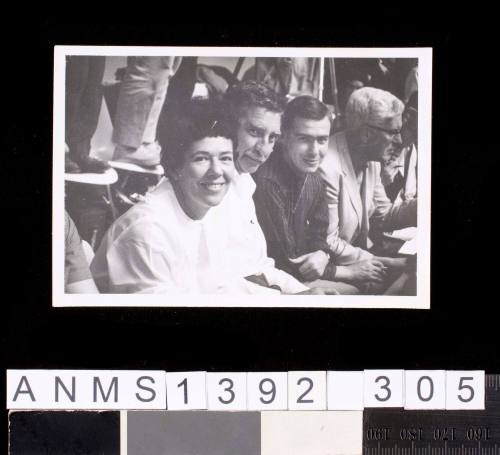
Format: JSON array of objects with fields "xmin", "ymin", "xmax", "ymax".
[{"xmin": 93, "ymin": 376, "xmax": 118, "ymax": 403}]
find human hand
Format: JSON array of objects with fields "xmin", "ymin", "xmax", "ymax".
[
  {"xmin": 289, "ymin": 250, "xmax": 330, "ymax": 281},
  {"xmin": 374, "ymin": 256, "xmax": 408, "ymax": 271},
  {"xmin": 340, "ymin": 259, "xmax": 387, "ymax": 284}
]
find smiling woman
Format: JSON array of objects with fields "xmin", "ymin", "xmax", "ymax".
[
  {"xmin": 160, "ymin": 100, "xmax": 237, "ymax": 220},
  {"xmin": 90, "ymin": 100, "xmax": 245, "ymax": 293},
  {"xmin": 172, "ymin": 135, "xmax": 235, "ymax": 220},
  {"xmin": 89, "ymin": 100, "xmax": 311, "ymax": 295}
]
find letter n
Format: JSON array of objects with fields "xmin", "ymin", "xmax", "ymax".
[{"xmin": 55, "ymin": 376, "xmax": 76, "ymax": 402}]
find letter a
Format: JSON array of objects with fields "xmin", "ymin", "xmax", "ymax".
[{"xmin": 12, "ymin": 376, "xmax": 35, "ymax": 402}]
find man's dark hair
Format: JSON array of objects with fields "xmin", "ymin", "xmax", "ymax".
[
  {"xmin": 282, "ymin": 95, "xmax": 332, "ymax": 132},
  {"xmin": 159, "ymin": 99, "xmax": 236, "ymax": 172},
  {"xmin": 224, "ymin": 80, "xmax": 286, "ymax": 120}
]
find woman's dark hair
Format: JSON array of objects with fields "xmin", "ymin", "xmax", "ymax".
[{"xmin": 159, "ymin": 99, "xmax": 237, "ymax": 172}]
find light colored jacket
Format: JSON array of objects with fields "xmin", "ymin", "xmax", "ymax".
[{"xmin": 319, "ymin": 132, "xmax": 417, "ymax": 265}]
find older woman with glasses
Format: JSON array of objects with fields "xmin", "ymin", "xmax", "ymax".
[{"xmin": 318, "ymin": 87, "xmax": 418, "ymax": 293}]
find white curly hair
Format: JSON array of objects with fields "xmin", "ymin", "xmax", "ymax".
[{"xmin": 345, "ymin": 87, "xmax": 404, "ymax": 131}]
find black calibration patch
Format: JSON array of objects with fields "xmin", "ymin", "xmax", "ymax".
[{"xmin": 364, "ymin": 374, "xmax": 500, "ymax": 454}]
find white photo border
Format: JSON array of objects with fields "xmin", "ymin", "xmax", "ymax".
[{"xmin": 53, "ymin": 46, "xmax": 432, "ymax": 308}]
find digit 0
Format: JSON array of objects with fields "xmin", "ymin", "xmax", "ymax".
[{"xmin": 417, "ymin": 376, "xmax": 434, "ymax": 402}]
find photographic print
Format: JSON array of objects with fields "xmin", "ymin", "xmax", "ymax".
[{"xmin": 53, "ymin": 46, "xmax": 431, "ymax": 308}]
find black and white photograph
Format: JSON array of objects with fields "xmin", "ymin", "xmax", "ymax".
[
  {"xmin": 7, "ymin": 21, "xmax": 500, "ymax": 455},
  {"xmin": 53, "ymin": 47, "xmax": 431, "ymax": 308}
]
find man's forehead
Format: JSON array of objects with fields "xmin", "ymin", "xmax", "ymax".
[
  {"xmin": 376, "ymin": 114, "xmax": 403, "ymax": 128},
  {"xmin": 240, "ymin": 106, "xmax": 281, "ymax": 127}
]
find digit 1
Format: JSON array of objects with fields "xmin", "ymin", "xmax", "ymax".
[{"xmin": 178, "ymin": 378, "xmax": 188, "ymax": 404}]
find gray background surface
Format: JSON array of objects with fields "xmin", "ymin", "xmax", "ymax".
[{"xmin": 128, "ymin": 411, "xmax": 260, "ymax": 455}]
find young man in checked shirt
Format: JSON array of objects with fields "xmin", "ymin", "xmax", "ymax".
[{"xmin": 253, "ymin": 96, "xmax": 387, "ymax": 293}]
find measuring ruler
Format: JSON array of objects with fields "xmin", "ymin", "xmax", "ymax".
[{"xmin": 363, "ymin": 374, "xmax": 500, "ymax": 454}]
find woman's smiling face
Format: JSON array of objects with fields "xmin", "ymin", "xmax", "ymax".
[{"xmin": 174, "ymin": 136, "xmax": 235, "ymax": 220}]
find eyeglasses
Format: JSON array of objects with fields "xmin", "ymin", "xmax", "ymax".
[{"xmin": 365, "ymin": 124, "xmax": 402, "ymax": 138}]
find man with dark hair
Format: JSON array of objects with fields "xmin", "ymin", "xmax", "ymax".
[
  {"xmin": 253, "ymin": 96, "xmax": 384, "ymax": 292},
  {"xmin": 224, "ymin": 81, "xmax": 286, "ymax": 174}
]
